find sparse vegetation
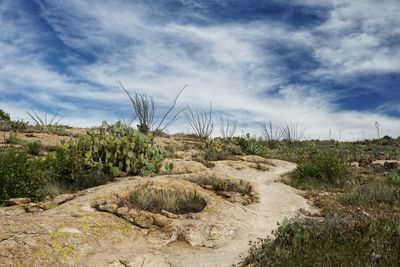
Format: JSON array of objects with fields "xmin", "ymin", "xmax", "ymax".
[
  {"xmin": 186, "ymin": 174, "xmax": 252, "ymax": 196},
  {"xmin": 185, "ymin": 103, "xmax": 214, "ymax": 140},
  {"xmin": 242, "ymin": 214, "xmax": 400, "ymax": 267},
  {"xmin": 120, "ymin": 82, "xmax": 187, "ymax": 134},
  {"xmin": 125, "ymin": 185, "xmax": 206, "ymax": 214}
]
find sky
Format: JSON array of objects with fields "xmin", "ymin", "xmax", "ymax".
[{"xmin": 0, "ymin": 0, "xmax": 399, "ymax": 140}]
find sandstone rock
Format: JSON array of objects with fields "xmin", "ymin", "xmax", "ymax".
[
  {"xmin": 7, "ymin": 198, "xmax": 31, "ymax": 206},
  {"xmin": 160, "ymin": 159, "xmax": 208, "ymax": 174},
  {"xmin": 161, "ymin": 210, "xmax": 179, "ymax": 219},
  {"xmin": 53, "ymin": 193, "xmax": 76, "ymax": 205},
  {"xmin": 128, "ymin": 209, "xmax": 154, "ymax": 228},
  {"xmin": 175, "ymin": 222, "xmax": 226, "ymax": 248},
  {"xmin": 152, "ymin": 214, "xmax": 171, "ymax": 227},
  {"xmin": 24, "ymin": 203, "xmax": 43, "ymax": 213},
  {"xmin": 116, "ymin": 207, "xmax": 129, "ymax": 216}
]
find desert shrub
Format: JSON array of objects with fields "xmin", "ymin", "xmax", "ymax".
[
  {"xmin": 242, "ymin": 215, "xmax": 400, "ymax": 267},
  {"xmin": 127, "ymin": 185, "xmax": 206, "ymax": 214},
  {"xmin": 27, "ymin": 141, "xmax": 42, "ymax": 155},
  {"xmin": 0, "ymin": 149, "xmax": 50, "ymax": 203},
  {"xmin": 290, "ymin": 150, "xmax": 346, "ymax": 187},
  {"xmin": 342, "ymin": 183, "xmax": 400, "ymax": 207},
  {"xmin": 203, "ymin": 138, "xmax": 232, "ymax": 161},
  {"xmin": 187, "ymin": 175, "xmax": 252, "ymax": 196}
]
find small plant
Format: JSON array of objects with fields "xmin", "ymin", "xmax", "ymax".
[
  {"xmin": 185, "ymin": 103, "xmax": 214, "ymax": 140},
  {"xmin": 126, "ymin": 185, "xmax": 206, "ymax": 214},
  {"xmin": 291, "ymin": 150, "xmax": 346, "ymax": 188},
  {"xmin": 27, "ymin": 141, "xmax": 42, "ymax": 156}
]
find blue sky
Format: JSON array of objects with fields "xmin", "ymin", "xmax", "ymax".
[{"xmin": 0, "ymin": 0, "xmax": 399, "ymax": 139}]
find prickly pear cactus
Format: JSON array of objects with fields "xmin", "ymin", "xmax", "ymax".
[{"xmin": 67, "ymin": 121, "xmax": 168, "ymax": 177}]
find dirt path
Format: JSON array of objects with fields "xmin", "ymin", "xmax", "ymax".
[{"xmin": 0, "ymin": 159, "xmax": 312, "ymax": 267}]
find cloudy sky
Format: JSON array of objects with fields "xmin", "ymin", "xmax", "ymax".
[{"xmin": 0, "ymin": 0, "xmax": 399, "ymax": 139}]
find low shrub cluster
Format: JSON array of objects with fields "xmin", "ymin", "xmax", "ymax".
[
  {"xmin": 232, "ymin": 135, "xmax": 266, "ymax": 156},
  {"xmin": 126, "ymin": 185, "xmax": 206, "ymax": 214},
  {"xmin": 290, "ymin": 150, "xmax": 347, "ymax": 188},
  {"xmin": 242, "ymin": 215, "xmax": 400, "ymax": 267}
]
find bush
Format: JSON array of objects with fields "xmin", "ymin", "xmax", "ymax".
[
  {"xmin": 242, "ymin": 215, "xmax": 400, "ymax": 267},
  {"xmin": 291, "ymin": 150, "xmax": 346, "ymax": 187},
  {"xmin": 27, "ymin": 141, "xmax": 42, "ymax": 155},
  {"xmin": 0, "ymin": 149, "xmax": 50, "ymax": 203},
  {"xmin": 126, "ymin": 185, "xmax": 206, "ymax": 214}
]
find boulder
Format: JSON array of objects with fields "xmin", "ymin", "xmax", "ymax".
[{"xmin": 7, "ymin": 198, "xmax": 31, "ymax": 206}]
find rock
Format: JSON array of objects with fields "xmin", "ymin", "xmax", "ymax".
[
  {"xmin": 350, "ymin": 161, "xmax": 359, "ymax": 168},
  {"xmin": 98, "ymin": 203, "xmax": 119, "ymax": 214},
  {"xmin": 116, "ymin": 207, "xmax": 129, "ymax": 216},
  {"xmin": 57, "ymin": 227, "xmax": 82, "ymax": 234},
  {"xmin": 160, "ymin": 159, "xmax": 208, "ymax": 174},
  {"xmin": 161, "ymin": 210, "xmax": 179, "ymax": 219},
  {"xmin": 128, "ymin": 210, "xmax": 154, "ymax": 228},
  {"xmin": 53, "ymin": 193, "xmax": 75, "ymax": 205},
  {"xmin": 152, "ymin": 214, "xmax": 171, "ymax": 227},
  {"xmin": 7, "ymin": 198, "xmax": 31, "ymax": 206},
  {"xmin": 0, "ymin": 205, "xmax": 26, "ymax": 216},
  {"xmin": 24, "ymin": 203, "xmax": 43, "ymax": 213},
  {"xmin": 175, "ymin": 222, "xmax": 226, "ymax": 248}
]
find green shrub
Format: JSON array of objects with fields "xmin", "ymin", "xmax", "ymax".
[
  {"xmin": 291, "ymin": 150, "xmax": 346, "ymax": 187},
  {"xmin": 76, "ymin": 121, "xmax": 166, "ymax": 176},
  {"xmin": 27, "ymin": 141, "xmax": 42, "ymax": 155},
  {"xmin": 126, "ymin": 185, "xmax": 206, "ymax": 214},
  {"xmin": 0, "ymin": 149, "xmax": 50, "ymax": 203},
  {"xmin": 0, "ymin": 109, "xmax": 11, "ymax": 122},
  {"xmin": 242, "ymin": 215, "xmax": 400, "ymax": 267}
]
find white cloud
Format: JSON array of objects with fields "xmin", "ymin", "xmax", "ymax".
[{"xmin": 0, "ymin": 0, "xmax": 399, "ymax": 139}]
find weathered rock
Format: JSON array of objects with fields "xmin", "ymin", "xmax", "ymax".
[
  {"xmin": 161, "ymin": 159, "xmax": 208, "ymax": 174},
  {"xmin": 53, "ymin": 193, "xmax": 76, "ymax": 205},
  {"xmin": 7, "ymin": 198, "xmax": 31, "ymax": 206},
  {"xmin": 161, "ymin": 210, "xmax": 179, "ymax": 219},
  {"xmin": 25, "ymin": 203, "xmax": 43, "ymax": 213},
  {"xmin": 116, "ymin": 207, "xmax": 129, "ymax": 216},
  {"xmin": 152, "ymin": 214, "xmax": 171, "ymax": 227},
  {"xmin": 174, "ymin": 222, "xmax": 226, "ymax": 248},
  {"xmin": 128, "ymin": 209, "xmax": 154, "ymax": 228}
]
